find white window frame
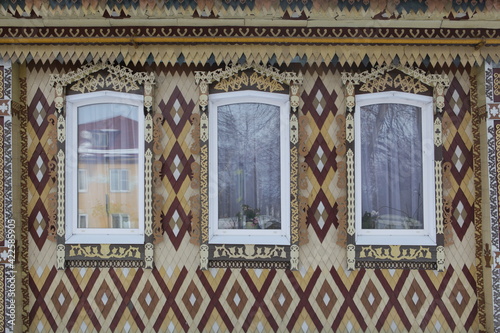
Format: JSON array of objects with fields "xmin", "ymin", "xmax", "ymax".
[
  {"xmin": 110, "ymin": 168, "xmax": 130, "ymax": 192},
  {"xmin": 354, "ymin": 91, "xmax": 436, "ymax": 246},
  {"xmin": 65, "ymin": 91, "xmax": 145, "ymax": 244},
  {"xmin": 78, "ymin": 168, "xmax": 88, "ymax": 192},
  {"xmin": 208, "ymin": 91, "xmax": 291, "ymax": 245}
]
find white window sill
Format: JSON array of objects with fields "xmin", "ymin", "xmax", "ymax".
[
  {"xmin": 66, "ymin": 234, "xmax": 144, "ymax": 245},
  {"xmin": 356, "ymin": 234, "xmax": 436, "ymax": 246},
  {"xmin": 209, "ymin": 234, "xmax": 290, "ymax": 246}
]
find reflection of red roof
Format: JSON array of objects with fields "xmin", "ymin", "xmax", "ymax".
[{"xmin": 78, "ymin": 115, "xmax": 139, "ymax": 150}]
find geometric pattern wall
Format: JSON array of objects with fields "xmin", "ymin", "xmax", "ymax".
[
  {"xmin": 0, "ymin": 60, "xmax": 15, "ymax": 333},
  {"xmin": 25, "ymin": 62, "xmax": 479, "ymax": 332},
  {"xmin": 486, "ymin": 60, "xmax": 500, "ymax": 332}
]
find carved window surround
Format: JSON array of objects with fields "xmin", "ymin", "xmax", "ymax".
[
  {"xmin": 191, "ymin": 63, "xmax": 308, "ymax": 270},
  {"xmin": 341, "ymin": 64, "xmax": 450, "ymax": 271},
  {"xmin": 50, "ymin": 63, "xmax": 163, "ymax": 269}
]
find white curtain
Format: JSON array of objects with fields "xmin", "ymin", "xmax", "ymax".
[
  {"xmin": 217, "ymin": 103, "xmax": 281, "ymax": 230},
  {"xmin": 360, "ymin": 103, "xmax": 423, "ymax": 229}
]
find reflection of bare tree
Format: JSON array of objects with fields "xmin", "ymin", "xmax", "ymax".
[
  {"xmin": 217, "ymin": 103, "xmax": 281, "ymax": 229},
  {"xmin": 361, "ymin": 103, "xmax": 423, "ymax": 229}
]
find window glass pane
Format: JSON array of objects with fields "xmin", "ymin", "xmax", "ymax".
[
  {"xmin": 78, "ymin": 215, "xmax": 88, "ymax": 228},
  {"xmin": 110, "ymin": 169, "xmax": 119, "ymax": 192},
  {"xmin": 217, "ymin": 103, "xmax": 282, "ymax": 230},
  {"xmin": 360, "ymin": 103, "xmax": 424, "ymax": 230},
  {"xmin": 78, "ymin": 169, "xmax": 87, "ymax": 192},
  {"xmin": 121, "ymin": 169, "xmax": 129, "ymax": 191},
  {"xmin": 77, "ymin": 103, "xmax": 139, "ymax": 229}
]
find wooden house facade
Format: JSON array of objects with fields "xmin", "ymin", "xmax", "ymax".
[{"xmin": 0, "ymin": 0, "xmax": 499, "ymax": 332}]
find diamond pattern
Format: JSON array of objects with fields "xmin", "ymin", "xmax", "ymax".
[
  {"xmin": 316, "ymin": 280, "xmax": 337, "ymax": 317},
  {"xmin": 28, "ymin": 198, "xmax": 49, "ymax": 250},
  {"xmin": 418, "ymin": 267, "xmax": 457, "ymax": 331},
  {"xmin": 453, "ymin": 200, "xmax": 467, "ymax": 228},
  {"xmin": 405, "ymin": 278, "xmax": 426, "ymax": 317},
  {"xmin": 161, "ymin": 141, "xmax": 192, "ymax": 194},
  {"xmin": 226, "ymin": 280, "xmax": 248, "ymax": 319},
  {"xmin": 28, "ymin": 88, "xmax": 52, "ymax": 135},
  {"xmin": 446, "ymin": 76, "xmax": 469, "ymax": 118},
  {"xmin": 160, "ymin": 86, "xmax": 195, "ymax": 137},
  {"xmin": 182, "ymin": 280, "xmax": 203, "ymax": 319},
  {"xmin": 138, "ymin": 281, "xmax": 159, "ymax": 319},
  {"xmin": 361, "ymin": 280, "xmax": 382, "ymax": 318},
  {"xmin": 94, "ymin": 280, "xmax": 116, "ymax": 319},
  {"xmin": 51, "ymin": 281, "xmax": 72, "ymax": 318},
  {"xmin": 448, "ymin": 137, "xmax": 472, "ymax": 180},
  {"xmin": 301, "ymin": 76, "xmax": 338, "ymax": 127},
  {"xmin": 28, "ymin": 143, "xmax": 50, "ymax": 191},
  {"xmin": 25, "ymin": 64, "xmax": 479, "ymax": 333},
  {"xmin": 307, "ymin": 189, "xmax": 335, "ymax": 242},
  {"xmin": 450, "ymin": 278, "xmax": 471, "ymax": 317},
  {"xmin": 306, "ymin": 133, "xmax": 336, "ymax": 182},
  {"xmin": 162, "ymin": 197, "xmax": 190, "ymax": 250},
  {"xmin": 451, "ymin": 191, "xmax": 473, "ymax": 241},
  {"xmin": 271, "ymin": 280, "xmax": 292, "ymax": 319}
]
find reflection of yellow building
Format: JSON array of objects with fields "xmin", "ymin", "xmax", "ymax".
[
  {"xmin": 78, "ymin": 161, "xmax": 139, "ymax": 229},
  {"xmin": 77, "ymin": 114, "xmax": 140, "ymax": 229}
]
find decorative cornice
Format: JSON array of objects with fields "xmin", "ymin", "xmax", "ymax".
[
  {"xmin": 342, "ymin": 64, "xmax": 450, "ymax": 89},
  {"xmin": 1, "ymin": 0, "xmax": 499, "ymax": 20},
  {"xmin": 195, "ymin": 63, "xmax": 303, "ymax": 86},
  {"xmin": 50, "ymin": 62, "xmax": 155, "ymax": 89},
  {"xmin": 0, "ymin": 26, "xmax": 499, "ymax": 46}
]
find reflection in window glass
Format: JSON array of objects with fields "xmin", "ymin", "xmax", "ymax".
[
  {"xmin": 78, "ymin": 169, "xmax": 88, "ymax": 192},
  {"xmin": 78, "ymin": 214, "xmax": 88, "ymax": 228},
  {"xmin": 360, "ymin": 103, "xmax": 424, "ymax": 230},
  {"xmin": 217, "ymin": 103, "xmax": 282, "ymax": 230},
  {"xmin": 110, "ymin": 169, "xmax": 130, "ymax": 192},
  {"xmin": 112, "ymin": 213, "xmax": 131, "ymax": 228},
  {"xmin": 77, "ymin": 103, "xmax": 139, "ymax": 229}
]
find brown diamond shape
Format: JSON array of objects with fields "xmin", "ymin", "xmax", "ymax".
[
  {"xmin": 94, "ymin": 280, "xmax": 116, "ymax": 319},
  {"xmin": 51, "ymin": 281, "xmax": 72, "ymax": 318},
  {"xmin": 313, "ymin": 90, "xmax": 327, "ymax": 115},
  {"xmin": 271, "ymin": 280, "xmax": 292, "ymax": 319},
  {"xmin": 405, "ymin": 279, "xmax": 426, "ymax": 317},
  {"xmin": 226, "ymin": 280, "xmax": 248, "ymax": 319},
  {"xmin": 316, "ymin": 280, "xmax": 337, "ymax": 317},
  {"xmin": 138, "ymin": 281, "xmax": 159, "ymax": 319},
  {"xmin": 182, "ymin": 281, "xmax": 203, "ymax": 319},
  {"xmin": 449, "ymin": 279, "xmax": 470, "ymax": 317},
  {"xmin": 361, "ymin": 280, "xmax": 381, "ymax": 318},
  {"xmin": 313, "ymin": 148, "xmax": 328, "ymax": 171}
]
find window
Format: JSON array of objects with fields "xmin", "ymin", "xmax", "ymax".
[
  {"xmin": 342, "ymin": 65, "xmax": 449, "ymax": 271},
  {"xmin": 112, "ymin": 214, "xmax": 131, "ymax": 228},
  {"xmin": 65, "ymin": 91, "xmax": 144, "ymax": 244},
  {"xmin": 78, "ymin": 169, "xmax": 88, "ymax": 192},
  {"xmin": 194, "ymin": 64, "xmax": 304, "ymax": 270},
  {"xmin": 52, "ymin": 63, "xmax": 158, "ymax": 269},
  {"xmin": 78, "ymin": 214, "xmax": 88, "ymax": 228},
  {"xmin": 91, "ymin": 130, "xmax": 110, "ymax": 148},
  {"xmin": 208, "ymin": 91, "xmax": 290, "ymax": 245},
  {"xmin": 110, "ymin": 169, "xmax": 130, "ymax": 192},
  {"xmin": 355, "ymin": 92, "xmax": 435, "ymax": 245}
]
